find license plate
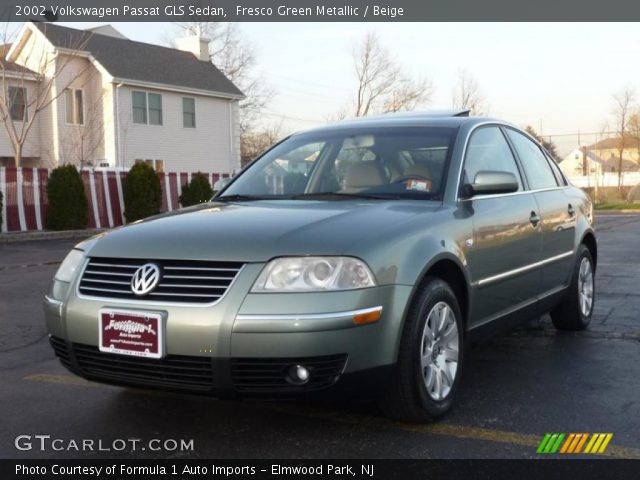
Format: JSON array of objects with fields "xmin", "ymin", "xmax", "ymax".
[{"xmin": 99, "ymin": 309, "xmax": 164, "ymax": 359}]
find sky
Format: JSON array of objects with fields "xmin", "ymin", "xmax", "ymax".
[{"xmin": 59, "ymin": 22, "xmax": 640, "ymax": 153}]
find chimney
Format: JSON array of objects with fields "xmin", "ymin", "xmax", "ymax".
[{"xmin": 176, "ymin": 32, "xmax": 210, "ymax": 62}]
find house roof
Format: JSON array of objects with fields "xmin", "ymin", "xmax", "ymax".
[
  {"xmin": 589, "ymin": 136, "xmax": 640, "ymax": 150},
  {"xmin": 33, "ymin": 23, "xmax": 243, "ymax": 98}
]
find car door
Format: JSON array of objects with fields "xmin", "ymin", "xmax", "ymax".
[
  {"xmin": 504, "ymin": 128, "xmax": 575, "ymax": 296},
  {"xmin": 461, "ymin": 126, "xmax": 543, "ymax": 329}
]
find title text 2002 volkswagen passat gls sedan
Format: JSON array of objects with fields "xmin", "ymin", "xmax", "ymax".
[{"xmin": 45, "ymin": 111, "xmax": 596, "ymax": 421}]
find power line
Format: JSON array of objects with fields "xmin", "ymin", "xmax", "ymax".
[{"xmin": 265, "ymin": 72, "xmax": 352, "ymax": 93}]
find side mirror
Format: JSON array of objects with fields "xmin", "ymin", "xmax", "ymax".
[{"xmin": 463, "ymin": 171, "xmax": 519, "ymax": 197}]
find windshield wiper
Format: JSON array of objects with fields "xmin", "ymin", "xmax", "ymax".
[
  {"xmin": 289, "ymin": 192, "xmax": 395, "ymax": 200},
  {"xmin": 215, "ymin": 194, "xmax": 266, "ymax": 202}
]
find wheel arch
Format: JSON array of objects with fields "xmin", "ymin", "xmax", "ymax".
[
  {"xmin": 580, "ymin": 230, "xmax": 598, "ymax": 271},
  {"xmin": 410, "ymin": 254, "xmax": 470, "ymax": 329}
]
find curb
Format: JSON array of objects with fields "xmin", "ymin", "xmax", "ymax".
[
  {"xmin": 594, "ymin": 210, "xmax": 640, "ymax": 215},
  {"xmin": 0, "ymin": 229, "xmax": 106, "ymax": 244}
]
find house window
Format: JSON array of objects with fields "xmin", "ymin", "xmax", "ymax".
[
  {"xmin": 64, "ymin": 88, "xmax": 84, "ymax": 124},
  {"xmin": 148, "ymin": 94, "xmax": 162, "ymax": 125},
  {"xmin": 9, "ymin": 86, "xmax": 27, "ymax": 122},
  {"xmin": 183, "ymin": 97, "xmax": 196, "ymax": 128},
  {"xmin": 132, "ymin": 91, "xmax": 163, "ymax": 125},
  {"xmin": 138, "ymin": 159, "xmax": 164, "ymax": 172},
  {"xmin": 132, "ymin": 91, "xmax": 147, "ymax": 124}
]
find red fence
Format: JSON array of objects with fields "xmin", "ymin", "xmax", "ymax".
[{"xmin": 0, "ymin": 167, "xmax": 230, "ymax": 233}]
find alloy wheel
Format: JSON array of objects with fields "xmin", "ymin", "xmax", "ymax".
[
  {"xmin": 578, "ymin": 257, "xmax": 594, "ymax": 317},
  {"xmin": 420, "ymin": 301, "xmax": 459, "ymax": 401}
]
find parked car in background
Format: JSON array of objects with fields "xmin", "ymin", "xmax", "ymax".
[{"xmin": 45, "ymin": 110, "xmax": 597, "ymax": 420}]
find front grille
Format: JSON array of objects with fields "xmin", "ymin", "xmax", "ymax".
[
  {"xmin": 49, "ymin": 336, "xmax": 72, "ymax": 369},
  {"xmin": 78, "ymin": 257, "xmax": 244, "ymax": 304},
  {"xmin": 49, "ymin": 337, "xmax": 347, "ymax": 396},
  {"xmin": 71, "ymin": 342, "xmax": 214, "ymax": 392},
  {"xmin": 231, "ymin": 354, "xmax": 348, "ymax": 394}
]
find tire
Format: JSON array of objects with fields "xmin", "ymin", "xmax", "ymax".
[
  {"xmin": 550, "ymin": 244, "xmax": 595, "ymax": 331},
  {"xmin": 379, "ymin": 277, "xmax": 464, "ymax": 422}
]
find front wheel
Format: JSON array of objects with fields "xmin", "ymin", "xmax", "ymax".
[
  {"xmin": 379, "ymin": 277, "xmax": 464, "ymax": 422},
  {"xmin": 550, "ymin": 245, "xmax": 595, "ymax": 331}
]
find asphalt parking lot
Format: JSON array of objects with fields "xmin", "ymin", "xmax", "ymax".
[{"xmin": 1, "ymin": 214, "xmax": 639, "ymax": 459}]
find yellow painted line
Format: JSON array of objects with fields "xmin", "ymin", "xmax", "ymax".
[
  {"xmin": 269, "ymin": 406, "xmax": 640, "ymax": 459},
  {"xmin": 25, "ymin": 373, "xmax": 640, "ymax": 459},
  {"xmin": 584, "ymin": 433, "xmax": 598, "ymax": 453},
  {"xmin": 590, "ymin": 433, "xmax": 607, "ymax": 453},
  {"xmin": 23, "ymin": 373, "xmax": 174, "ymax": 397},
  {"xmin": 24, "ymin": 374, "xmax": 103, "ymax": 388},
  {"xmin": 598, "ymin": 434, "xmax": 614, "ymax": 454}
]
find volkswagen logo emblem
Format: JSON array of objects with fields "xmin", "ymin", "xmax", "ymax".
[{"xmin": 131, "ymin": 263, "xmax": 161, "ymax": 296}]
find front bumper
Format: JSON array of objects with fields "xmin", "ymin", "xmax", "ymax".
[{"xmin": 44, "ymin": 269, "xmax": 412, "ymax": 397}]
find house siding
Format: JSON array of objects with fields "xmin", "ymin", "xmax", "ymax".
[
  {"xmin": 56, "ymin": 56, "xmax": 107, "ymax": 166},
  {"xmin": 0, "ymin": 79, "xmax": 41, "ymax": 162},
  {"xmin": 116, "ymin": 85, "xmax": 239, "ymax": 173}
]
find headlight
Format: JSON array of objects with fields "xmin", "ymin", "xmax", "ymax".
[
  {"xmin": 54, "ymin": 249, "xmax": 85, "ymax": 283},
  {"xmin": 251, "ymin": 256, "xmax": 377, "ymax": 292}
]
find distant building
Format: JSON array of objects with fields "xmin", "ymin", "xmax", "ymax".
[
  {"xmin": 588, "ymin": 137, "xmax": 640, "ymax": 170},
  {"xmin": 559, "ymin": 148, "xmax": 605, "ymax": 176}
]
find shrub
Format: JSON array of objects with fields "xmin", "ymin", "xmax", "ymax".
[
  {"xmin": 179, "ymin": 172, "xmax": 214, "ymax": 207},
  {"xmin": 45, "ymin": 165, "xmax": 88, "ymax": 231},
  {"xmin": 123, "ymin": 162, "xmax": 162, "ymax": 223}
]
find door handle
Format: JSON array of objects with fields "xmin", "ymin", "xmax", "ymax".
[
  {"xmin": 529, "ymin": 211, "xmax": 541, "ymax": 227},
  {"xmin": 568, "ymin": 204, "xmax": 575, "ymax": 217}
]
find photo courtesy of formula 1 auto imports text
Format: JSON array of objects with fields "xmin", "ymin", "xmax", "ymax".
[{"xmin": 0, "ymin": 0, "xmax": 639, "ymax": 479}]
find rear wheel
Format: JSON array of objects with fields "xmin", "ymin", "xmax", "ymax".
[
  {"xmin": 379, "ymin": 277, "xmax": 464, "ymax": 421},
  {"xmin": 550, "ymin": 245, "xmax": 595, "ymax": 331}
]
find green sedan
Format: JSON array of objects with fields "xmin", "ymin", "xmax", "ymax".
[{"xmin": 44, "ymin": 111, "xmax": 597, "ymax": 421}]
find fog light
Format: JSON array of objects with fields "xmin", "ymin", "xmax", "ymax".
[{"xmin": 286, "ymin": 364, "xmax": 310, "ymax": 385}]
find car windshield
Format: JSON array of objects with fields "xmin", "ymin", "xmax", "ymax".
[{"xmin": 219, "ymin": 126, "xmax": 457, "ymax": 201}]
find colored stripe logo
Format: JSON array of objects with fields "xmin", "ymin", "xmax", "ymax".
[{"xmin": 537, "ymin": 433, "xmax": 613, "ymax": 454}]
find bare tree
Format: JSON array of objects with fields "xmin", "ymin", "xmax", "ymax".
[
  {"xmin": 0, "ymin": 22, "xmax": 90, "ymax": 167},
  {"xmin": 346, "ymin": 31, "xmax": 431, "ymax": 118},
  {"xmin": 611, "ymin": 87, "xmax": 636, "ymax": 191},
  {"xmin": 626, "ymin": 109, "xmax": 640, "ymax": 163},
  {"xmin": 451, "ymin": 69, "xmax": 487, "ymax": 116},
  {"xmin": 240, "ymin": 121, "xmax": 286, "ymax": 165},
  {"xmin": 171, "ymin": 22, "xmax": 273, "ymax": 136},
  {"xmin": 59, "ymin": 74, "xmax": 106, "ymax": 169}
]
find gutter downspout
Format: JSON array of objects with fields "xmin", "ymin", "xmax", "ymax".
[
  {"xmin": 114, "ymin": 82, "xmax": 123, "ymax": 169},
  {"xmin": 228, "ymin": 101, "xmax": 234, "ymax": 176}
]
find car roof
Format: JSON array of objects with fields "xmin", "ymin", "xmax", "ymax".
[{"xmin": 297, "ymin": 110, "xmax": 510, "ymax": 136}]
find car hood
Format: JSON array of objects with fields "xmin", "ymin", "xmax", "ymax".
[{"xmin": 86, "ymin": 200, "xmax": 442, "ymax": 262}]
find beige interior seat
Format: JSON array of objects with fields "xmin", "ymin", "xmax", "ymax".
[{"xmin": 344, "ymin": 162, "xmax": 388, "ymax": 190}]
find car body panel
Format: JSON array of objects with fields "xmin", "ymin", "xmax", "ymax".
[{"xmin": 44, "ymin": 113, "xmax": 596, "ymax": 398}]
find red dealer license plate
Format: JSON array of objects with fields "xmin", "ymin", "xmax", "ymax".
[{"xmin": 99, "ymin": 309, "xmax": 164, "ymax": 359}]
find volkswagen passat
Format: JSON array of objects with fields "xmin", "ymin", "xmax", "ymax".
[{"xmin": 45, "ymin": 111, "xmax": 597, "ymax": 420}]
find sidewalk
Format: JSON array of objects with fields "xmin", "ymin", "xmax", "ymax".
[{"xmin": 0, "ymin": 228, "xmax": 105, "ymax": 244}]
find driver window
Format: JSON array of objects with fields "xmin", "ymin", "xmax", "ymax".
[{"xmin": 464, "ymin": 127, "xmax": 523, "ymax": 191}]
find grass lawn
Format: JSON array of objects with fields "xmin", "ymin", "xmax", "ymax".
[{"xmin": 595, "ymin": 202, "xmax": 640, "ymax": 210}]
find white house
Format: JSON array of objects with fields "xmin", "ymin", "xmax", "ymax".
[
  {"xmin": 559, "ymin": 148, "xmax": 605, "ymax": 177},
  {"xmin": 0, "ymin": 22, "xmax": 244, "ymax": 173}
]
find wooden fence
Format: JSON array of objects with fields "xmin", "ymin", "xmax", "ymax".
[{"xmin": 0, "ymin": 167, "xmax": 230, "ymax": 233}]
